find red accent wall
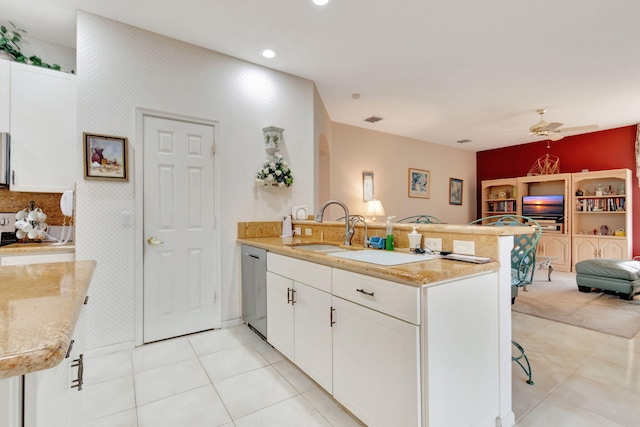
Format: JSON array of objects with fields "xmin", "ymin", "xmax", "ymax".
[{"xmin": 476, "ymin": 125, "xmax": 639, "ymax": 257}]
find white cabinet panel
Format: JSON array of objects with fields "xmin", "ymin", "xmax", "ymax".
[
  {"xmin": 0, "ymin": 376, "xmax": 22, "ymax": 427},
  {"xmin": 0, "ymin": 59, "xmax": 9, "ymax": 133},
  {"xmin": 0, "ymin": 252, "xmax": 74, "ymax": 266},
  {"xmin": 10, "ymin": 62, "xmax": 76, "ymax": 192},
  {"xmin": 538, "ymin": 235, "xmax": 570, "ymax": 272},
  {"xmin": 266, "ymin": 271, "xmax": 294, "ymax": 361},
  {"xmin": 332, "ymin": 296, "xmax": 420, "ymax": 427}
]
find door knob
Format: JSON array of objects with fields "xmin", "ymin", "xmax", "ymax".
[{"xmin": 147, "ymin": 237, "xmax": 164, "ymax": 245}]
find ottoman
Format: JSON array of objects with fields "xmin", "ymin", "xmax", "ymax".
[{"xmin": 575, "ymin": 259, "xmax": 640, "ymax": 300}]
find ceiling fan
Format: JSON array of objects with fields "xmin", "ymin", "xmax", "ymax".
[{"xmin": 529, "ymin": 109, "xmax": 598, "ymax": 142}]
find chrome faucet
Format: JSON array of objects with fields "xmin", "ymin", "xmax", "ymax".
[
  {"xmin": 349, "ymin": 215, "xmax": 369, "ymax": 248},
  {"xmin": 315, "ymin": 200, "xmax": 354, "ymax": 246}
]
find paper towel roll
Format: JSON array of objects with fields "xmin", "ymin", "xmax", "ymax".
[{"xmin": 281, "ymin": 216, "xmax": 293, "ymax": 237}]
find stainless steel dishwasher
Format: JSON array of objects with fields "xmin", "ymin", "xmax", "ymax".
[{"xmin": 241, "ymin": 245, "xmax": 267, "ymax": 339}]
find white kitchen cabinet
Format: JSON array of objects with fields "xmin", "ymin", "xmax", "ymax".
[
  {"xmin": 0, "ymin": 376, "xmax": 22, "ymax": 427},
  {"xmin": 537, "ymin": 235, "xmax": 571, "ymax": 272},
  {"xmin": 266, "ymin": 271, "xmax": 294, "ymax": 360},
  {"xmin": 0, "ymin": 59, "xmax": 9, "ymax": 133},
  {"xmin": 266, "ymin": 253, "xmax": 333, "ymax": 392},
  {"xmin": 332, "ymin": 296, "xmax": 420, "ymax": 427},
  {"xmin": 0, "ymin": 251, "xmax": 74, "ymax": 266},
  {"xmin": 23, "ymin": 297, "xmax": 86, "ymax": 427},
  {"xmin": 573, "ymin": 236, "xmax": 627, "ymax": 267},
  {"xmin": 9, "ymin": 62, "xmax": 76, "ymax": 192}
]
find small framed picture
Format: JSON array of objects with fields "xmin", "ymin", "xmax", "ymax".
[
  {"xmin": 449, "ymin": 178, "xmax": 463, "ymax": 205},
  {"xmin": 408, "ymin": 168, "xmax": 430, "ymax": 199},
  {"xmin": 83, "ymin": 133, "xmax": 129, "ymax": 181},
  {"xmin": 363, "ymin": 171, "xmax": 374, "ymax": 201}
]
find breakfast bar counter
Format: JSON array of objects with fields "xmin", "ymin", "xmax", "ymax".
[{"xmin": 0, "ymin": 260, "xmax": 96, "ymax": 379}]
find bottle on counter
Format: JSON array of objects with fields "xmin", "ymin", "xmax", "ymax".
[
  {"xmin": 385, "ymin": 216, "xmax": 395, "ymax": 251},
  {"xmin": 408, "ymin": 226, "xmax": 422, "ymax": 251}
]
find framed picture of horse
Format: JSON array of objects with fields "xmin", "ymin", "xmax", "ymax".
[{"xmin": 83, "ymin": 133, "xmax": 129, "ymax": 181}]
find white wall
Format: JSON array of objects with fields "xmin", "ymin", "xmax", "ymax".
[
  {"xmin": 329, "ymin": 123, "xmax": 477, "ymax": 224},
  {"xmin": 75, "ymin": 12, "xmax": 316, "ymax": 350}
]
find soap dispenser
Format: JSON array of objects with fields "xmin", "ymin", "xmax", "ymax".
[
  {"xmin": 385, "ymin": 216, "xmax": 395, "ymax": 251},
  {"xmin": 408, "ymin": 226, "xmax": 422, "ymax": 251}
]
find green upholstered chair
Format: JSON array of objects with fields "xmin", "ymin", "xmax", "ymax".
[
  {"xmin": 396, "ymin": 214, "xmax": 442, "ymax": 224},
  {"xmin": 468, "ymin": 214, "xmax": 541, "ymax": 385}
]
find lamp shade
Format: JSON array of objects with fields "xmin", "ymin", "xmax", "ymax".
[{"xmin": 366, "ymin": 199, "xmax": 386, "ymax": 221}]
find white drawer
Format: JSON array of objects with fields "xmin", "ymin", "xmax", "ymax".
[
  {"xmin": 267, "ymin": 252, "xmax": 332, "ymax": 293},
  {"xmin": 332, "ymin": 269, "xmax": 420, "ymax": 325}
]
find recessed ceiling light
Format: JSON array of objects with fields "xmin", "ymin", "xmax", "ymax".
[
  {"xmin": 261, "ymin": 49, "xmax": 277, "ymax": 59},
  {"xmin": 313, "ymin": 0, "xmax": 330, "ymax": 5}
]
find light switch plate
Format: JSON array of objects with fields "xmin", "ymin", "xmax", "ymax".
[
  {"xmin": 453, "ymin": 240, "xmax": 475, "ymax": 255},
  {"xmin": 423, "ymin": 237, "xmax": 442, "ymax": 252},
  {"xmin": 0, "ymin": 212, "xmax": 15, "ymax": 232}
]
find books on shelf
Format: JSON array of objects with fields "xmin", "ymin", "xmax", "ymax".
[
  {"xmin": 575, "ymin": 197, "xmax": 625, "ymax": 212},
  {"xmin": 487, "ymin": 200, "xmax": 517, "ymax": 213}
]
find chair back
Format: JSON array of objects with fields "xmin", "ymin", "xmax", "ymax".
[
  {"xmin": 396, "ymin": 215, "xmax": 442, "ymax": 224},
  {"xmin": 468, "ymin": 215, "xmax": 541, "ymax": 287}
]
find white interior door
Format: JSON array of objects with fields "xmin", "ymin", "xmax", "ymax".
[{"xmin": 143, "ymin": 115, "xmax": 217, "ymax": 343}]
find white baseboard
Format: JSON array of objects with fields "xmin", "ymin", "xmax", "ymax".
[
  {"xmin": 221, "ymin": 318, "xmax": 244, "ymax": 328},
  {"xmin": 86, "ymin": 340, "xmax": 136, "ymax": 358}
]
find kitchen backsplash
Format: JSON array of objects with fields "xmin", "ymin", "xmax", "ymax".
[{"xmin": 0, "ymin": 189, "xmax": 66, "ymax": 226}]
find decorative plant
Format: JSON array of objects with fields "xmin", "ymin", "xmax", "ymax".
[
  {"xmin": 0, "ymin": 21, "xmax": 62, "ymax": 71},
  {"xmin": 256, "ymin": 152, "xmax": 294, "ymax": 187}
]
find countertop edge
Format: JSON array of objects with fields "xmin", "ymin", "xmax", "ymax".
[{"xmin": 0, "ymin": 260, "xmax": 97, "ymax": 379}]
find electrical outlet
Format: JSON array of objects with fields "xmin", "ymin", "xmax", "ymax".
[
  {"xmin": 423, "ymin": 237, "xmax": 442, "ymax": 252},
  {"xmin": 453, "ymin": 240, "xmax": 475, "ymax": 255},
  {"xmin": 304, "ymin": 228, "xmax": 312, "ymax": 236},
  {"xmin": 294, "ymin": 227, "xmax": 301, "ymax": 235}
]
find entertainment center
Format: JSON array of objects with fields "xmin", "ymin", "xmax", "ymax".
[{"xmin": 481, "ymin": 168, "xmax": 632, "ymax": 272}]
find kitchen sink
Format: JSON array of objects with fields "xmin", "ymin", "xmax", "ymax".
[
  {"xmin": 291, "ymin": 244, "xmax": 351, "ymax": 254},
  {"xmin": 328, "ymin": 250, "xmax": 438, "ymax": 266}
]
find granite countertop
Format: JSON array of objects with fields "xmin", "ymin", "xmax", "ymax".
[
  {"xmin": 0, "ymin": 242, "xmax": 75, "ymax": 255},
  {"xmin": 237, "ymin": 236, "xmax": 500, "ymax": 287},
  {"xmin": 0, "ymin": 260, "xmax": 96, "ymax": 379}
]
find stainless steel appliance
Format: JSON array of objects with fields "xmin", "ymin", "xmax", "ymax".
[{"xmin": 241, "ymin": 245, "xmax": 267, "ymax": 339}]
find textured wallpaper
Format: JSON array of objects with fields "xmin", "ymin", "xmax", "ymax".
[{"xmin": 76, "ymin": 12, "xmax": 315, "ymax": 350}]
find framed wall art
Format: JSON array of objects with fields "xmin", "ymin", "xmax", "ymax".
[
  {"xmin": 408, "ymin": 168, "xmax": 430, "ymax": 199},
  {"xmin": 362, "ymin": 171, "xmax": 374, "ymax": 201},
  {"xmin": 83, "ymin": 133, "xmax": 129, "ymax": 181},
  {"xmin": 449, "ymin": 178, "xmax": 463, "ymax": 205}
]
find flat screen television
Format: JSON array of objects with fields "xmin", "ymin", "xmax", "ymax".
[{"xmin": 521, "ymin": 194, "xmax": 564, "ymax": 218}]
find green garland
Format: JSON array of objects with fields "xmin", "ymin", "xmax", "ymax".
[{"xmin": 0, "ymin": 21, "xmax": 62, "ymax": 71}]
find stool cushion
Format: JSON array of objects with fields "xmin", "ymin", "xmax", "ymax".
[{"xmin": 575, "ymin": 259, "xmax": 640, "ymax": 281}]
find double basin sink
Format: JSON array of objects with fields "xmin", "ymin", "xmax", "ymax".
[{"xmin": 291, "ymin": 244, "xmax": 438, "ymax": 266}]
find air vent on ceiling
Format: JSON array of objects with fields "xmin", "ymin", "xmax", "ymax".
[
  {"xmin": 364, "ymin": 116, "xmax": 383, "ymax": 123},
  {"xmin": 456, "ymin": 139, "xmax": 472, "ymax": 144}
]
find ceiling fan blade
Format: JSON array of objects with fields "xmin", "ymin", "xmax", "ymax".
[
  {"xmin": 548, "ymin": 132, "xmax": 564, "ymax": 141},
  {"xmin": 544, "ymin": 122, "xmax": 563, "ymax": 132},
  {"xmin": 556, "ymin": 124, "xmax": 598, "ymax": 134}
]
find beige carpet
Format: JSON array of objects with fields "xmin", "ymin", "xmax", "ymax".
[{"xmin": 512, "ymin": 270, "xmax": 640, "ymax": 339}]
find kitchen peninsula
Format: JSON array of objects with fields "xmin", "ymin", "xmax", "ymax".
[
  {"xmin": 0, "ymin": 260, "xmax": 96, "ymax": 427},
  {"xmin": 238, "ymin": 220, "xmax": 532, "ymax": 427}
]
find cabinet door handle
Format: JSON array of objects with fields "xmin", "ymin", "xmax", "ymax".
[
  {"xmin": 356, "ymin": 288, "xmax": 375, "ymax": 297},
  {"xmin": 330, "ymin": 307, "xmax": 336, "ymax": 327},
  {"xmin": 84, "ymin": 295, "xmax": 89, "ymax": 305},
  {"xmin": 287, "ymin": 288, "xmax": 292, "ymax": 304},
  {"xmin": 71, "ymin": 354, "xmax": 84, "ymax": 391},
  {"xmin": 65, "ymin": 339, "xmax": 75, "ymax": 359},
  {"xmin": 11, "ymin": 170, "xmax": 14, "ymax": 185},
  {"xmin": 291, "ymin": 289, "xmax": 297, "ymax": 305}
]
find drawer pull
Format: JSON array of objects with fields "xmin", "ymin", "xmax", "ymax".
[
  {"xmin": 84, "ymin": 295, "xmax": 90, "ymax": 305},
  {"xmin": 330, "ymin": 307, "xmax": 336, "ymax": 327},
  {"xmin": 65, "ymin": 339, "xmax": 75, "ymax": 358},
  {"xmin": 287, "ymin": 288, "xmax": 292, "ymax": 304},
  {"xmin": 71, "ymin": 354, "xmax": 84, "ymax": 391},
  {"xmin": 356, "ymin": 288, "xmax": 375, "ymax": 297},
  {"xmin": 291, "ymin": 289, "xmax": 297, "ymax": 305}
]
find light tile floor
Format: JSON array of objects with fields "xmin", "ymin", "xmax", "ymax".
[
  {"xmin": 82, "ymin": 325, "xmax": 364, "ymax": 427},
  {"xmin": 82, "ymin": 279, "xmax": 640, "ymax": 426}
]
